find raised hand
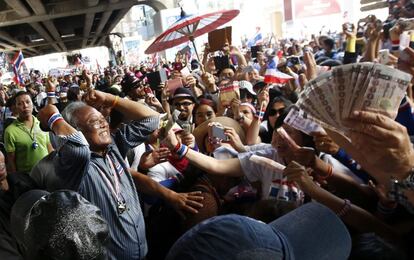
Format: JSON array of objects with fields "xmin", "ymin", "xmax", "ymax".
[
  {"xmin": 284, "ymin": 161, "xmax": 318, "ymax": 195},
  {"xmin": 224, "ymin": 127, "xmax": 245, "ymax": 152},
  {"xmin": 38, "ymin": 104, "xmax": 60, "ymax": 131},
  {"xmin": 327, "ymin": 110, "xmax": 414, "ymax": 185},
  {"xmin": 83, "ymin": 89, "xmax": 109, "ymax": 108}
]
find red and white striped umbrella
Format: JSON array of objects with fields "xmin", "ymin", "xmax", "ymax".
[{"xmin": 145, "ymin": 9, "xmax": 240, "ymax": 56}]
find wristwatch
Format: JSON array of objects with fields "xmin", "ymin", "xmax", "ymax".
[{"xmin": 388, "ymin": 169, "xmax": 414, "ymax": 214}]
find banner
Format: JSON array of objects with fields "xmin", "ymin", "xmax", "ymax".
[{"xmin": 294, "ymin": 0, "xmax": 341, "ymax": 19}]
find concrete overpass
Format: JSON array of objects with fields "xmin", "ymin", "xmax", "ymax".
[{"xmin": 0, "ymin": 0, "xmax": 173, "ymax": 57}]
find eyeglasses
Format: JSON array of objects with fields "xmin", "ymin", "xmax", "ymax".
[
  {"xmin": 268, "ymin": 108, "xmax": 285, "ymax": 117},
  {"xmin": 86, "ymin": 116, "xmax": 107, "ymax": 129},
  {"xmin": 174, "ymin": 102, "xmax": 193, "ymax": 107},
  {"xmin": 0, "ymin": 163, "xmax": 5, "ymax": 171}
]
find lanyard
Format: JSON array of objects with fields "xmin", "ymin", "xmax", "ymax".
[{"xmin": 93, "ymin": 154, "xmax": 125, "ymax": 213}]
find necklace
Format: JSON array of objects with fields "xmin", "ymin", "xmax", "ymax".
[{"xmin": 18, "ymin": 117, "xmax": 39, "ymax": 150}]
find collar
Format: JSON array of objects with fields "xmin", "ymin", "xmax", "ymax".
[{"xmin": 15, "ymin": 115, "xmax": 38, "ymax": 126}]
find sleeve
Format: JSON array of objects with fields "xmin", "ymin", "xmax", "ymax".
[
  {"xmin": 3, "ymin": 128, "xmax": 15, "ymax": 153},
  {"xmin": 331, "ymin": 149, "xmax": 370, "ymax": 183},
  {"xmin": 113, "ymin": 116, "xmax": 159, "ymax": 158},
  {"xmin": 396, "ymin": 96, "xmax": 414, "ymax": 136},
  {"xmin": 238, "ymin": 149, "xmax": 274, "ymax": 182},
  {"xmin": 53, "ymin": 131, "xmax": 90, "ymax": 189}
]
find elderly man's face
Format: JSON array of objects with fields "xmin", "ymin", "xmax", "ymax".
[{"xmin": 76, "ymin": 106, "xmax": 112, "ymax": 152}]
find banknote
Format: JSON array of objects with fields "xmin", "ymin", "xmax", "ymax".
[{"xmin": 296, "ymin": 62, "xmax": 412, "ymax": 135}]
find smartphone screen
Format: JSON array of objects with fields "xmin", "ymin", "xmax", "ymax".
[{"xmin": 212, "ymin": 125, "xmax": 228, "ymax": 141}]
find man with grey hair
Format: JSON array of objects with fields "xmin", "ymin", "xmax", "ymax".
[{"xmin": 37, "ymin": 89, "xmax": 203, "ymax": 260}]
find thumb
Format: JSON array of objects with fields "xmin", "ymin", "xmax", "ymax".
[{"xmin": 325, "ymin": 128, "xmax": 356, "ymax": 156}]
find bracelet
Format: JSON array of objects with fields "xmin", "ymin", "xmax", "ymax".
[
  {"xmin": 337, "ymin": 199, "xmax": 352, "ymax": 217},
  {"xmin": 110, "ymin": 96, "xmax": 119, "ymax": 108},
  {"xmin": 47, "ymin": 112, "xmax": 63, "ymax": 130},
  {"xmin": 391, "ymin": 39, "xmax": 400, "ymax": 45},
  {"xmin": 320, "ymin": 165, "xmax": 333, "ymax": 180},
  {"xmin": 47, "ymin": 92, "xmax": 56, "ymax": 98}
]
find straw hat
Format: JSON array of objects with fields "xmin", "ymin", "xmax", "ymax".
[{"xmin": 193, "ymin": 116, "xmax": 246, "ymax": 153}]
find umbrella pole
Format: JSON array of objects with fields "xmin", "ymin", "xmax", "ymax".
[
  {"xmin": 189, "ymin": 37, "xmax": 205, "ymax": 73},
  {"xmin": 189, "ymin": 36, "xmax": 200, "ymax": 62}
]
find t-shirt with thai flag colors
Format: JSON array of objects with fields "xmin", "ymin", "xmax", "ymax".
[
  {"xmin": 264, "ymin": 58, "xmax": 294, "ymax": 84},
  {"xmin": 238, "ymin": 143, "xmax": 304, "ymax": 205}
]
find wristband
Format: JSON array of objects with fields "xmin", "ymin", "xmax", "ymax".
[
  {"xmin": 47, "ymin": 92, "xmax": 56, "ymax": 98},
  {"xmin": 173, "ymin": 142, "xmax": 181, "ymax": 153},
  {"xmin": 175, "ymin": 144, "xmax": 189, "ymax": 159},
  {"xmin": 337, "ymin": 199, "xmax": 351, "ymax": 217},
  {"xmin": 110, "ymin": 96, "xmax": 119, "ymax": 108},
  {"xmin": 47, "ymin": 112, "xmax": 63, "ymax": 130},
  {"xmin": 391, "ymin": 45, "xmax": 400, "ymax": 51}
]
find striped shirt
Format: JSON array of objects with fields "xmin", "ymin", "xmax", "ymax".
[{"xmin": 53, "ymin": 116, "xmax": 159, "ymax": 260}]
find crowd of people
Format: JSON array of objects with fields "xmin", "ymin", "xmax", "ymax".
[{"xmin": 1, "ymin": 2, "xmax": 414, "ymax": 259}]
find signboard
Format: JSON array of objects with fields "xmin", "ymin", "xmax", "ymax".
[
  {"xmin": 294, "ymin": 0, "xmax": 341, "ymax": 19},
  {"xmin": 284, "ymin": 0, "xmax": 293, "ymax": 21},
  {"xmin": 123, "ymin": 36, "xmax": 141, "ymax": 65}
]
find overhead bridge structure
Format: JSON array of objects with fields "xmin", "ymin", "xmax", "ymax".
[{"xmin": 0, "ymin": 0, "xmax": 169, "ymax": 57}]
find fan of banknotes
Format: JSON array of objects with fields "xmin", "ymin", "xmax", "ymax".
[{"xmin": 295, "ymin": 62, "xmax": 412, "ymax": 134}]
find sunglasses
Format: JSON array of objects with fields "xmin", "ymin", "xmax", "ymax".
[
  {"xmin": 268, "ymin": 108, "xmax": 285, "ymax": 116},
  {"xmin": 174, "ymin": 101, "xmax": 194, "ymax": 107}
]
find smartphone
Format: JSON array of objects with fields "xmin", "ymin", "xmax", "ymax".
[
  {"xmin": 345, "ymin": 22, "xmax": 354, "ymax": 33},
  {"xmin": 378, "ymin": 49, "xmax": 390, "ymax": 65},
  {"xmin": 212, "ymin": 125, "xmax": 228, "ymax": 141},
  {"xmin": 167, "ymin": 78, "xmax": 183, "ymax": 95}
]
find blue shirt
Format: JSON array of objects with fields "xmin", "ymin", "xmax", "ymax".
[{"xmin": 53, "ymin": 116, "xmax": 159, "ymax": 259}]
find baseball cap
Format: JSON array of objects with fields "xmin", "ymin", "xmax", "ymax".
[
  {"xmin": 172, "ymin": 87, "xmax": 197, "ymax": 103},
  {"xmin": 121, "ymin": 73, "xmax": 142, "ymax": 94},
  {"xmin": 238, "ymin": 80, "xmax": 256, "ymax": 96},
  {"xmin": 166, "ymin": 202, "xmax": 351, "ymax": 260},
  {"xmin": 11, "ymin": 190, "xmax": 109, "ymax": 260}
]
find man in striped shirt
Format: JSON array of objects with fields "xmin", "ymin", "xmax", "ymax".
[{"xmin": 38, "ymin": 90, "xmax": 203, "ymax": 259}]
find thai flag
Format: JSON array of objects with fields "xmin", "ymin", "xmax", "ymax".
[
  {"xmin": 12, "ymin": 51, "xmax": 24, "ymax": 85},
  {"xmin": 264, "ymin": 58, "xmax": 293, "ymax": 84},
  {"xmin": 247, "ymin": 32, "xmax": 263, "ymax": 48}
]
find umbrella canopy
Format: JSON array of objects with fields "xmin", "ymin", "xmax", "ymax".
[{"xmin": 145, "ymin": 9, "xmax": 240, "ymax": 55}]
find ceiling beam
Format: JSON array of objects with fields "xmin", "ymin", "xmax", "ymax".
[
  {"xmin": 27, "ymin": 0, "xmax": 67, "ymax": 51},
  {"xmin": 1, "ymin": 33, "xmax": 114, "ymax": 52},
  {"xmin": 0, "ymin": 31, "xmax": 39, "ymax": 54},
  {"xmin": 88, "ymin": 11, "xmax": 112, "ymax": 47},
  {"xmin": 5, "ymin": 0, "xmax": 61, "ymax": 52},
  {"xmin": 30, "ymin": 22, "xmax": 62, "ymax": 52},
  {"xmin": 0, "ymin": 0, "xmax": 138, "ymax": 28},
  {"xmin": 3, "ymin": 0, "xmax": 30, "ymax": 16},
  {"xmin": 96, "ymin": 8, "xmax": 131, "ymax": 46},
  {"xmin": 82, "ymin": 13, "xmax": 95, "ymax": 48}
]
